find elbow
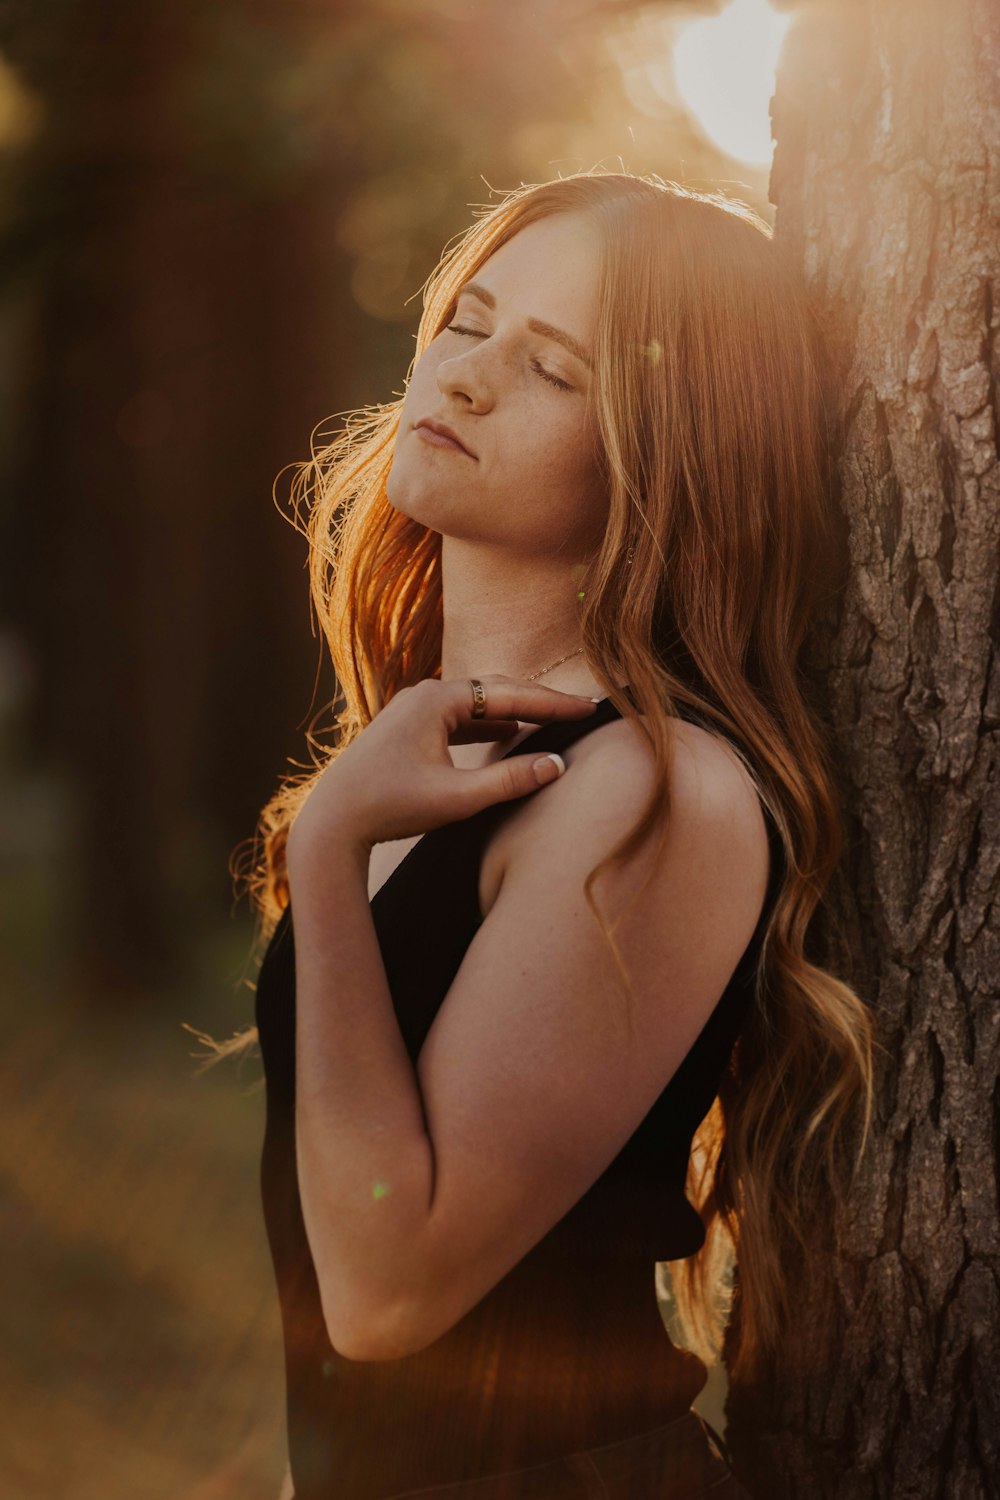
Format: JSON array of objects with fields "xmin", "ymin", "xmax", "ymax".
[
  {"xmin": 325, "ymin": 1314, "xmax": 417, "ymax": 1364},
  {"xmin": 320, "ymin": 1280, "xmax": 434, "ymax": 1363}
]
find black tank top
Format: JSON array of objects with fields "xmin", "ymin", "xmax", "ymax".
[{"xmin": 255, "ymin": 689, "xmax": 785, "ymax": 1500}]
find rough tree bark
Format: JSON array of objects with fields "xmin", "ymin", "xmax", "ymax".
[{"xmin": 725, "ymin": 2, "xmax": 1000, "ymax": 1498}]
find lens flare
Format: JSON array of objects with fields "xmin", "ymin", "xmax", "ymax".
[{"xmin": 673, "ymin": 0, "xmax": 791, "ymax": 165}]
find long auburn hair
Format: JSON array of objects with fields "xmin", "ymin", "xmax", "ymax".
[{"xmin": 201, "ymin": 169, "xmax": 876, "ymax": 1384}]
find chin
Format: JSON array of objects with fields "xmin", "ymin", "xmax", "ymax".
[
  {"xmin": 385, "ymin": 470, "xmax": 463, "ymax": 534},
  {"xmin": 384, "ymin": 467, "xmax": 423, "ymax": 521},
  {"xmin": 384, "ymin": 479, "xmax": 441, "ymax": 528}
]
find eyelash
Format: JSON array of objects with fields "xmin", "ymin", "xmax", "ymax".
[{"xmin": 443, "ymin": 323, "xmax": 574, "ymax": 391}]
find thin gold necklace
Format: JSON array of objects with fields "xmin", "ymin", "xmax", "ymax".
[{"xmin": 526, "ymin": 646, "xmax": 585, "ymax": 681}]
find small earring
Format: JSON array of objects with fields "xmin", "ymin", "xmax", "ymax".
[{"xmin": 626, "ymin": 545, "xmax": 634, "ymax": 567}]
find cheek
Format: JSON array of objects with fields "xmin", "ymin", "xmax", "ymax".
[
  {"xmin": 557, "ymin": 415, "xmax": 607, "ymax": 537},
  {"xmin": 528, "ymin": 409, "xmax": 601, "ymax": 498},
  {"xmin": 515, "ymin": 416, "xmax": 607, "ymax": 543}
]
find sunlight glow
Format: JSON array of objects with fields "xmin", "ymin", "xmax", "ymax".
[
  {"xmin": 0, "ymin": 52, "xmax": 42, "ymax": 148},
  {"xmin": 672, "ymin": 0, "xmax": 791, "ymax": 165}
]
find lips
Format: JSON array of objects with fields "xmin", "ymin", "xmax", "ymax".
[{"xmin": 414, "ymin": 418, "xmax": 476, "ymax": 459}]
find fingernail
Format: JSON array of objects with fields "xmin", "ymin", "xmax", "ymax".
[{"xmin": 533, "ymin": 753, "xmax": 565, "ymax": 784}]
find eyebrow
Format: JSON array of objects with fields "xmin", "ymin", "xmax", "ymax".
[{"xmin": 457, "ymin": 280, "xmax": 594, "ymax": 370}]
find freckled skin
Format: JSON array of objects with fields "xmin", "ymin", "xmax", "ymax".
[{"xmin": 385, "ymin": 213, "xmax": 609, "ymax": 563}]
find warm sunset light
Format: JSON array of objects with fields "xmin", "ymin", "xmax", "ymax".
[{"xmin": 672, "ymin": 0, "xmax": 791, "ymax": 164}]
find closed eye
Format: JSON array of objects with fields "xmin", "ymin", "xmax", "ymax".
[{"xmin": 443, "ymin": 323, "xmax": 574, "ymax": 392}]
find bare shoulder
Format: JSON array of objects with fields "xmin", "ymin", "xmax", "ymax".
[
  {"xmin": 568, "ymin": 709, "xmax": 766, "ymax": 818},
  {"xmin": 502, "ymin": 709, "xmax": 772, "ymax": 945}
]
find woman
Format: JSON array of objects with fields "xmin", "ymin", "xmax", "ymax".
[{"xmin": 213, "ymin": 170, "xmax": 876, "ymax": 1499}]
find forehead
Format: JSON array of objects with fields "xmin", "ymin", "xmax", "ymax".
[{"xmin": 468, "ymin": 213, "xmax": 602, "ymax": 328}]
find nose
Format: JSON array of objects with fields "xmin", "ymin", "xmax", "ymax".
[{"xmin": 435, "ymin": 340, "xmax": 495, "ymax": 412}]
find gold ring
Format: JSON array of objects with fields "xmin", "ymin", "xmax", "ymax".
[{"xmin": 469, "ymin": 679, "xmax": 487, "ymax": 719}]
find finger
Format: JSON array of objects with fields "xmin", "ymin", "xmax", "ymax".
[
  {"xmin": 456, "ymin": 679, "xmax": 599, "ymax": 725},
  {"xmin": 459, "ymin": 748, "xmax": 568, "ymax": 811}
]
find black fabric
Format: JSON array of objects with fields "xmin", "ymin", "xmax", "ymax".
[
  {"xmin": 255, "ymin": 689, "xmax": 785, "ymax": 1500},
  {"xmin": 372, "ymin": 1410, "xmax": 753, "ymax": 1499}
]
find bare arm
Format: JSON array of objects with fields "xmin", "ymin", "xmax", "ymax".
[
  {"xmin": 289, "ymin": 820, "xmax": 439, "ymax": 1359},
  {"xmin": 290, "ymin": 718, "xmax": 769, "ymax": 1362}
]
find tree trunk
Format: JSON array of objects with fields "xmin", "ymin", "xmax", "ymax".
[{"xmin": 725, "ymin": 2, "xmax": 1000, "ymax": 1496}]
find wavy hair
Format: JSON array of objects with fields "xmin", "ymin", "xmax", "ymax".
[{"xmin": 197, "ymin": 169, "xmax": 876, "ymax": 1384}]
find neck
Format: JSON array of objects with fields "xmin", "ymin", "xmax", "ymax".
[{"xmin": 438, "ymin": 537, "xmax": 603, "ymax": 695}]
